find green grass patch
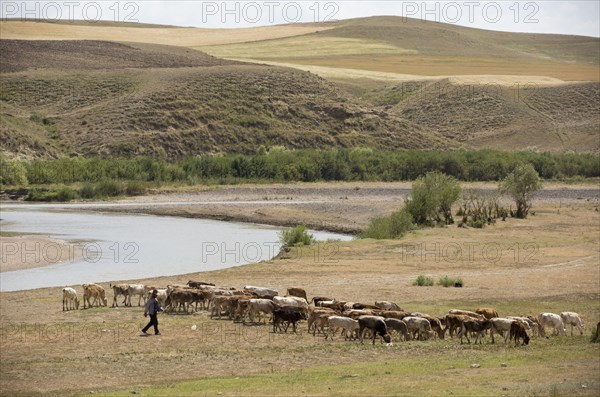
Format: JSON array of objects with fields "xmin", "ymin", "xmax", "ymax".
[
  {"xmin": 413, "ymin": 275, "xmax": 434, "ymax": 286},
  {"xmin": 438, "ymin": 275, "xmax": 464, "ymax": 288},
  {"xmin": 279, "ymin": 225, "xmax": 314, "ymax": 248}
]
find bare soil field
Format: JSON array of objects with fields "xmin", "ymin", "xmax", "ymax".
[{"xmin": 0, "ymin": 184, "xmax": 598, "ymax": 396}]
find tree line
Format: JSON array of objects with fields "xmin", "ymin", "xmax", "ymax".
[{"xmin": 1, "ymin": 148, "xmax": 598, "ymax": 188}]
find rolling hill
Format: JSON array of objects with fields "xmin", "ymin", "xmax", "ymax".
[{"xmin": 0, "ymin": 17, "xmax": 598, "ymax": 158}]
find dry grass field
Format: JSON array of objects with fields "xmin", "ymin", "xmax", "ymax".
[
  {"xmin": 1, "ymin": 192, "xmax": 598, "ymax": 396},
  {"xmin": 0, "ymin": 20, "xmax": 335, "ymax": 46}
]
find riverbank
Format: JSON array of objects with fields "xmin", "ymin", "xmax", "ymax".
[
  {"xmin": 40, "ymin": 181, "xmax": 600, "ymax": 234},
  {"xmin": 0, "ymin": 234, "xmax": 83, "ymax": 273}
]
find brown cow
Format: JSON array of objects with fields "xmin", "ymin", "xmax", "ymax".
[
  {"xmin": 509, "ymin": 321, "xmax": 530, "ymax": 346},
  {"xmin": 459, "ymin": 319, "xmax": 491, "ymax": 344},
  {"xmin": 286, "ymin": 287, "xmax": 308, "ymax": 302},
  {"xmin": 82, "ymin": 284, "xmax": 107, "ymax": 308},
  {"xmin": 475, "ymin": 307, "xmax": 499, "ymax": 319}
]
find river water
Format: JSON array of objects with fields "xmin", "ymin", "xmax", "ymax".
[{"xmin": 0, "ymin": 204, "xmax": 352, "ymax": 292}]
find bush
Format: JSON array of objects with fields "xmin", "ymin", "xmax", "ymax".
[
  {"xmin": 79, "ymin": 183, "xmax": 96, "ymax": 199},
  {"xmin": 361, "ymin": 208, "xmax": 413, "ymax": 239},
  {"xmin": 125, "ymin": 181, "xmax": 147, "ymax": 196},
  {"xmin": 413, "ymin": 275, "xmax": 434, "ymax": 286},
  {"xmin": 279, "ymin": 225, "xmax": 314, "ymax": 248},
  {"xmin": 438, "ymin": 275, "xmax": 464, "ymax": 288},
  {"xmin": 405, "ymin": 171, "xmax": 461, "ymax": 226},
  {"xmin": 26, "ymin": 186, "xmax": 78, "ymax": 202},
  {"xmin": 94, "ymin": 180, "xmax": 123, "ymax": 197}
]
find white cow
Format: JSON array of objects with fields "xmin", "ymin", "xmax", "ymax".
[
  {"xmin": 375, "ymin": 301, "xmax": 402, "ymax": 311},
  {"xmin": 273, "ymin": 296, "xmax": 308, "ymax": 317},
  {"xmin": 326, "ymin": 316, "xmax": 359, "ymax": 340},
  {"xmin": 247, "ymin": 299, "xmax": 276, "ymax": 323},
  {"xmin": 490, "ymin": 318, "xmax": 517, "ymax": 344},
  {"xmin": 127, "ymin": 284, "xmax": 146, "ymax": 307},
  {"xmin": 62, "ymin": 287, "xmax": 79, "ymax": 311},
  {"xmin": 403, "ymin": 316, "xmax": 435, "ymax": 340},
  {"xmin": 243, "ymin": 285, "xmax": 278, "ymax": 298},
  {"xmin": 538, "ymin": 312, "xmax": 566, "ymax": 336},
  {"xmin": 560, "ymin": 312, "xmax": 584, "ymax": 336}
]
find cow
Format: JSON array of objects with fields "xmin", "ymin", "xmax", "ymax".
[
  {"xmin": 187, "ymin": 280, "xmax": 215, "ymax": 288},
  {"xmin": 449, "ymin": 309, "xmax": 485, "ymax": 320},
  {"xmin": 560, "ymin": 312, "xmax": 584, "ymax": 336},
  {"xmin": 490, "ymin": 318, "xmax": 517, "ymax": 344},
  {"xmin": 286, "ymin": 287, "xmax": 308, "ymax": 302},
  {"xmin": 310, "ymin": 296, "xmax": 334, "ymax": 307},
  {"xmin": 82, "ymin": 284, "xmax": 107, "ymax": 308},
  {"xmin": 378, "ymin": 311, "xmax": 410, "ymax": 321},
  {"xmin": 409, "ymin": 313, "xmax": 445, "ymax": 339},
  {"xmin": 62, "ymin": 287, "xmax": 79, "ymax": 311},
  {"xmin": 509, "ymin": 321, "xmax": 530, "ymax": 346},
  {"xmin": 273, "ymin": 296, "xmax": 309, "ymax": 318},
  {"xmin": 458, "ymin": 319, "xmax": 491, "ymax": 344},
  {"xmin": 538, "ymin": 313, "xmax": 566, "ymax": 336},
  {"xmin": 403, "ymin": 316, "xmax": 435, "ymax": 341},
  {"xmin": 272, "ymin": 308, "xmax": 304, "ymax": 333},
  {"xmin": 358, "ymin": 315, "xmax": 391, "ymax": 345},
  {"xmin": 445, "ymin": 314, "xmax": 471, "ymax": 338},
  {"xmin": 247, "ymin": 299, "xmax": 276, "ymax": 324},
  {"xmin": 243, "ymin": 285, "xmax": 278, "ymax": 299},
  {"xmin": 110, "ymin": 283, "xmax": 129, "ymax": 307},
  {"xmin": 384, "ymin": 318, "xmax": 411, "ymax": 341},
  {"xmin": 126, "ymin": 284, "xmax": 146, "ymax": 307},
  {"xmin": 475, "ymin": 307, "xmax": 499, "ymax": 319},
  {"xmin": 507, "ymin": 316, "xmax": 538, "ymax": 337},
  {"xmin": 326, "ymin": 316, "xmax": 360, "ymax": 340},
  {"xmin": 307, "ymin": 309, "xmax": 334, "ymax": 335},
  {"xmin": 375, "ymin": 301, "xmax": 403, "ymax": 311},
  {"xmin": 165, "ymin": 290, "xmax": 202, "ymax": 314}
]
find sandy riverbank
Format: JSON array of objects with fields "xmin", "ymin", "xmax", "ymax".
[
  {"xmin": 64, "ymin": 181, "xmax": 600, "ymax": 234},
  {"xmin": 0, "ymin": 234, "xmax": 83, "ymax": 273}
]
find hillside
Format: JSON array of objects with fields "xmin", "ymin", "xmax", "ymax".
[
  {"xmin": 0, "ymin": 40, "xmax": 448, "ymax": 159},
  {"xmin": 0, "ymin": 17, "xmax": 598, "ymax": 158}
]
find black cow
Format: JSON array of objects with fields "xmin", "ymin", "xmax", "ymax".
[
  {"xmin": 358, "ymin": 315, "xmax": 392, "ymax": 345},
  {"xmin": 272, "ymin": 308, "xmax": 303, "ymax": 333}
]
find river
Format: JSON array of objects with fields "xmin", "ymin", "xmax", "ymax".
[{"xmin": 0, "ymin": 203, "xmax": 352, "ymax": 291}]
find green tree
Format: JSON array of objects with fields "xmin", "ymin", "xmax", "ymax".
[
  {"xmin": 405, "ymin": 171, "xmax": 461, "ymax": 225},
  {"xmin": 499, "ymin": 163, "xmax": 542, "ymax": 219},
  {"xmin": 0, "ymin": 156, "xmax": 28, "ymax": 186}
]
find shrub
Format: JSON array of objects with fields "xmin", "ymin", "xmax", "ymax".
[
  {"xmin": 499, "ymin": 163, "xmax": 542, "ymax": 218},
  {"xmin": 279, "ymin": 225, "xmax": 314, "ymax": 248},
  {"xmin": 79, "ymin": 183, "xmax": 96, "ymax": 199},
  {"xmin": 438, "ymin": 275, "xmax": 464, "ymax": 288},
  {"xmin": 405, "ymin": 171, "xmax": 461, "ymax": 226},
  {"xmin": 26, "ymin": 186, "xmax": 78, "ymax": 202},
  {"xmin": 94, "ymin": 180, "xmax": 122, "ymax": 197},
  {"xmin": 55, "ymin": 186, "xmax": 78, "ymax": 201},
  {"xmin": 125, "ymin": 180, "xmax": 147, "ymax": 196},
  {"xmin": 413, "ymin": 275, "xmax": 434, "ymax": 286},
  {"xmin": 361, "ymin": 208, "xmax": 413, "ymax": 239}
]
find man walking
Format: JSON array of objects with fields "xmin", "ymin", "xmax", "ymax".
[{"xmin": 142, "ymin": 289, "xmax": 163, "ymax": 335}]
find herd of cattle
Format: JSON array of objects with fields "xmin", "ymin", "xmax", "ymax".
[{"xmin": 62, "ymin": 282, "xmax": 592, "ymax": 345}]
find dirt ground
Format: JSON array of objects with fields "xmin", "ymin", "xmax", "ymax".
[
  {"xmin": 0, "ymin": 184, "xmax": 598, "ymax": 396},
  {"xmin": 0, "ymin": 235, "xmax": 82, "ymax": 273}
]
